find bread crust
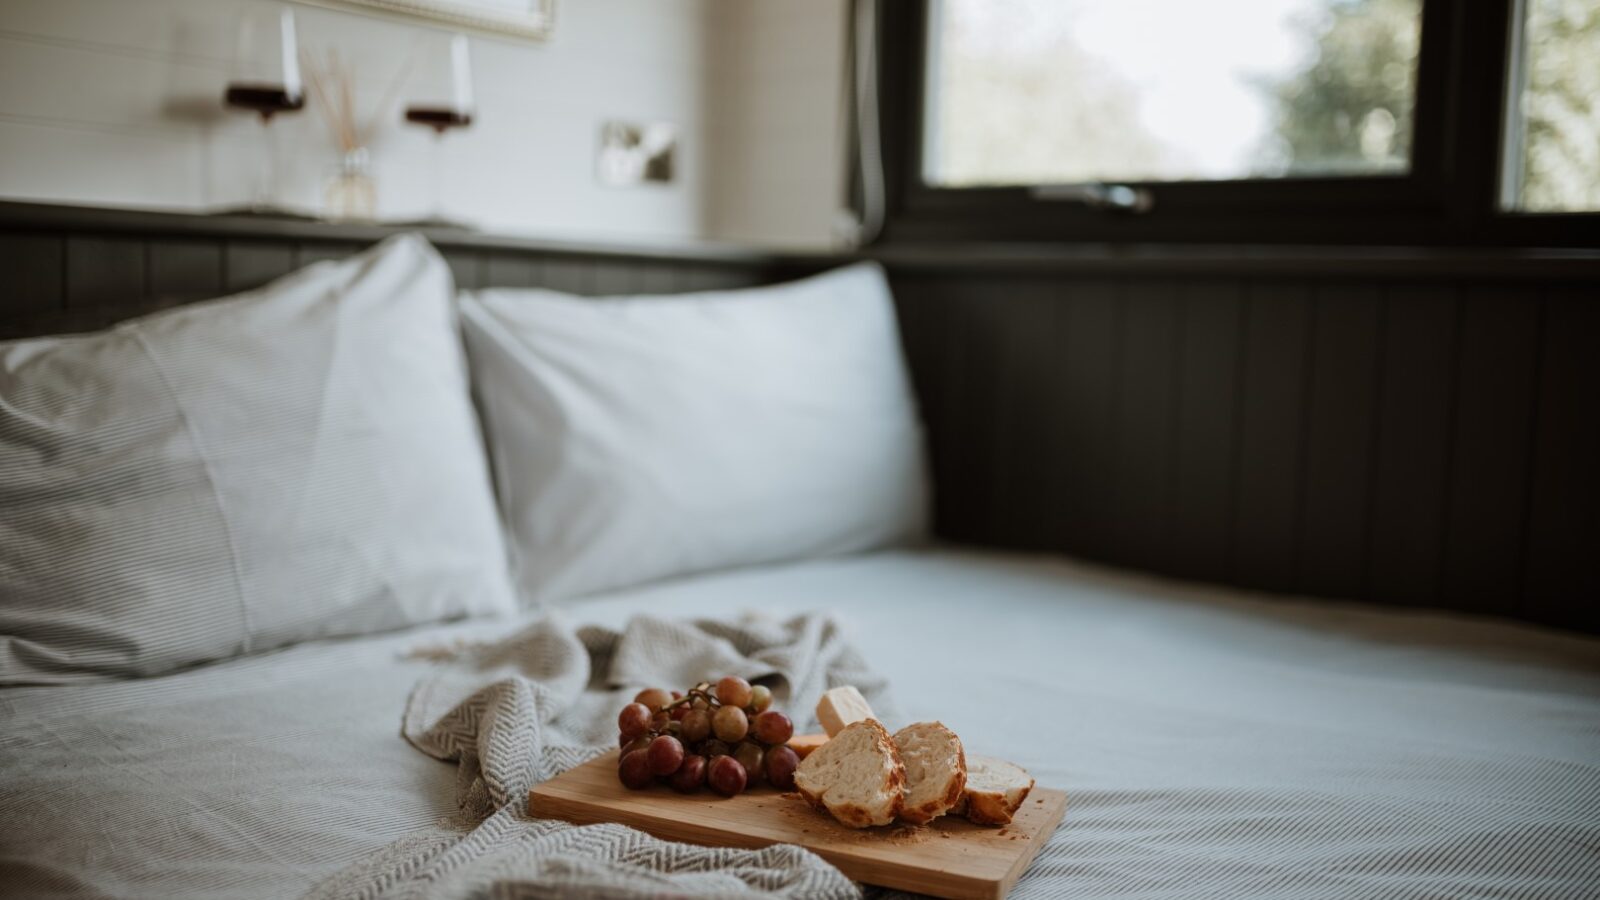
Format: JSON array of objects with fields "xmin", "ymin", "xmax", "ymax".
[
  {"xmin": 794, "ymin": 718, "xmax": 905, "ymax": 828},
  {"xmin": 955, "ymin": 756, "xmax": 1034, "ymax": 826},
  {"xmin": 892, "ymin": 722, "xmax": 967, "ymax": 825},
  {"xmin": 962, "ymin": 781, "xmax": 1032, "ymax": 825}
]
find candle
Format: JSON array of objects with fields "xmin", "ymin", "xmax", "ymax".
[
  {"xmin": 451, "ymin": 34, "xmax": 474, "ymax": 112},
  {"xmin": 280, "ymin": 8, "xmax": 302, "ymax": 99}
]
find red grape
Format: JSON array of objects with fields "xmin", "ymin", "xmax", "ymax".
[
  {"xmin": 749, "ymin": 684, "xmax": 773, "ymax": 713},
  {"xmin": 680, "ymin": 709, "xmax": 712, "ymax": 744},
  {"xmin": 734, "ymin": 742, "xmax": 765, "ymax": 785},
  {"xmin": 647, "ymin": 735, "xmax": 685, "ymax": 776},
  {"xmin": 712, "ymin": 705, "xmax": 749, "ymax": 743},
  {"xmin": 752, "ymin": 710, "xmax": 793, "ymax": 745},
  {"xmin": 621, "ymin": 736, "xmax": 650, "ymax": 757},
  {"xmin": 618, "ymin": 703, "xmax": 652, "ymax": 739},
  {"xmin": 702, "ymin": 739, "xmax": 732, "ymax": 758},
  {"xmin": 635, "ymin": 687, "xmax": 672, "ymax": 711},
  {"xmin": 670, "ymin": 755, "xmax": 707, "ymax": 793},
  {"xmin": 618, "ymin": 749, "xmax": 655, "ymax": 789},
  {"xmin": 716, "ymin": 676, "xmax": 753, "ymax": 708},
  {"xmin": 707, "ymin": 754, "xmax": 747, "ymax": 796},
  {"xmin": 765, "ymin": 745, "xmax": 800, "ymax": 790}
]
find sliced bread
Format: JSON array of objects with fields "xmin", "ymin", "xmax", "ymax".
[
  {"xmin": 793, "ymin": 719, "xmax": 905, "ymax": 828},
  {"xmin": 892, "ymin": 722, "xmax": 967, "ymax": 825},
  {"xmin": 952, "ymin": 755, "xmax": 1034, "ymax": 825}
]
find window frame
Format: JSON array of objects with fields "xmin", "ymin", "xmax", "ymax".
[{"xmin": 874, "ymin": 0, "xmax": 1599, "ymax": 246}]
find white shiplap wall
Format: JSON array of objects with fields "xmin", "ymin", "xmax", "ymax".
[{"xmin": 0, "ymin": 0, "xmax": 847, "ymax": 248}]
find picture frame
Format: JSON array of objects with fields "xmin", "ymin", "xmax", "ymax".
[{"xmin": 312, "ymin": 0, "xmax": 555, "ymax": 41}]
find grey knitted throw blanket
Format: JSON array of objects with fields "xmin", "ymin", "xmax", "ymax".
[{"xmin": 304, "ymin": 612, "xmax": 897, "ymax": 900}]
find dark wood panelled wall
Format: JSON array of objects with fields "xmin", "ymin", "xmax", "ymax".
[
  {"xmin": 0, "ymin": 231, "xmax": 767, "ymax": 340},
  {"xmin": 2, "ymin": 202, "xmax": 1595, "ymax": 634},
  {"xmin": 886, "ymin": 262, "xmax": 1598, "ymax": 635}
]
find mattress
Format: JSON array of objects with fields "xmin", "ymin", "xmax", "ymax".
[{"xmin": 3, "ymin": 548, "xmax": 1597, "ymax": 899}]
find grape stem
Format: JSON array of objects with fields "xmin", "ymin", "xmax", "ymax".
[{"xmin": 663, "ymin": 682, "xmax": 721, "ymax": 714}]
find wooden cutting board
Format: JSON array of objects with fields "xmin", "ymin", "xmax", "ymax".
[{"xmin": 528, "ymin": 751, "xmax": 1066, "ymax": 900}]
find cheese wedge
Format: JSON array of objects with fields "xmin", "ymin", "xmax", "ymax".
[
  {"xmin": 787, "ymin": 733, "xmax": 829, "ymax": 759},
  {"xmin": 816, "ymin": 685, "xmax": 875, "ymax": 737}
]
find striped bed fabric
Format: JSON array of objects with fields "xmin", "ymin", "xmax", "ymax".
[{"xmin": 0, "ymin": 234, "xmax": 517, "ymax": 684}]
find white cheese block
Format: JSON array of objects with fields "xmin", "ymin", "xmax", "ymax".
[{"xmin": 816, "ymin": 685, "xmax": 876, "ymax": 737}]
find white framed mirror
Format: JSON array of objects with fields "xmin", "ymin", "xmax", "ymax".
[{"xmin": 311, "ymin": 0, "xmax": 554, "ymax": 41}]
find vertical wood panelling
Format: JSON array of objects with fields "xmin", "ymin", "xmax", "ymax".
[
  {"xmin": 590, "ymin": 263, "xmax": 633, "ymax": 296},
  {"xmin": 1106, "ymin": 281, "xmax": 1180, "ymax": 570},
  {"xmin": 149, "ymin": 239, "xmax": 221, "ymax": 300},
  {"xmin": 678, "ymin": 264, "xmax": 761, "ymax": 293},
  {"xmin": 1439, "ymin": 287, "xmax": 1542, "ymax": 613},
  {"xmin": 894, "ymin": 276, "xmax": 959, "ymax": 536},
  {"xmin": 1051, "ymin": 280, "xmax": 1120, "ymax": 557},
  {"xmin": 65, "ymin": 236, "xmax": 144, "ymax": 307},
  {"xmin": 444, "ymin": 249, "xmax": 485, "ymax": 290},
  {"xmin": 294, "ymin": 242, "xmax": 356, "ymax": 267},
  {"xmin": 0, "ymin": 234, "xmax": 63, "ymax": 314},
  {"xmin": 932, "ymin": 279, "xmax": 1003, "ymax": 543},
  {"xmin": 1170, "ymin": 281, "xmax": 1244, "ymax": 583},
  {"xmin": 1522, "ymin": 288, "xmax": 1598, "ymax": 631},
  {"xmin": 983, "ymin": 281, "xmax": 1067, "ymax": 548},
  {"xmin": 541, "ymin": 257, "xmax": 592, "ymax": 294},
  {"xmin": 1231, "ymin": 282, "xmax": 1313, "ymax": 593},
  {"xmin": 224, "ymin": 241, "xmax": 295, "ymax": 293},
  {"xmin": 485, "ymin": 253, "xmax": 540, "ymax": 288},
  {"xmin": 629, "ymin": 263, "xmax": 679, "ymax": 294},
  {"xmin": 1366, "ymin": 285, "xmax": 1458, "ymax": 606},
  {"xmin": 889, "ymin": 276, "xmax": 947, "ymax": 443},
  {"xmin": 1296, "ymin": 285, "xmax": 1382, "ymax": 599}
]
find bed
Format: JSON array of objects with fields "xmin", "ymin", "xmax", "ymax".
[
  {"xmin": 3, "ymin": 206, "xmax": 1598, "ymax": 899},
  {"xmin": 4, "ymin": 547, "xmax": 1597, "ymax": 898}
]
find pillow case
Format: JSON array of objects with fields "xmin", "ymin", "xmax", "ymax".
[
  {"xmin": 0, "ymin": 234, "xmax": 516, "ymax": 684},
  {"xmin": 459, "ymin": 261, "xmax": 928, "ymax": 603}
]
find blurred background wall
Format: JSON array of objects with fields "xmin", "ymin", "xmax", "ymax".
[{"xmin": 0, "ymin": 0, "xmax": 846, "ymax": 248}]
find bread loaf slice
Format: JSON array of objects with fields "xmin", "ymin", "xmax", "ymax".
[
  {"xmin": 952, "ymin": 756, "xmax": 1034, "ymax": 826},
  {"xmin": 892, "ymin": 722, "xmax": 966, "ymax": 825},
  {"xmin": 793, "ymin": 719, "xmax": 905, "ymax": 828}
]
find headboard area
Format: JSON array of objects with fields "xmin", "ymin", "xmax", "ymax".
[
  {"xmin": 4, "ymin": 200, "xmax": 1597, "ymax": 635},
  {"xmin": 0, "ymin": 201, "xmax": 781, "ymax": 340}
]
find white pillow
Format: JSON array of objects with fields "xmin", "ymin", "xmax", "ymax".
[
  {"xmin": 0, "ymin": 235, "xmax": 517, "ymax": 684},
  {"xmin": 459, "ymin": 262, "xmax": 928, "ymax": 603}
]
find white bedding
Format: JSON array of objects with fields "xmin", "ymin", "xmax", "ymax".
[{"xmin": 3, "ymin": 548, "xmax": 1598, "ymax": 899}]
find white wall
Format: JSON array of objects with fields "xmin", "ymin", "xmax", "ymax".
[
  {"xmin": 705, "ymin": 0, "xmax": 849, "ymax": 248},
  {"xmin": 0, "ymin": 0, "xmax": 847, "ymax": 248}
]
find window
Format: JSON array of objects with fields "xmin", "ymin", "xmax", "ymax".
[
  {"xmin": 924, "ymin": 0, "xmax": 1423, "ymax": 188},
  {"xmin": 1501, "ymin": 0, "xmax": 1600, "ymax": 212},
  {"xmin": 875, "ymin": 0, "xmax": 1599, "ymax": 245}
]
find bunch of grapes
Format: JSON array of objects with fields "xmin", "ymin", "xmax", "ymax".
[{"xmin": 616, "ymin": 675, "xmax": 798, "ymax": 797}]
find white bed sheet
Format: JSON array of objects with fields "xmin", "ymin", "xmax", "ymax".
[{"xmin": 3, "ymin": 548, "xmax": 1598, "ymax": 899}]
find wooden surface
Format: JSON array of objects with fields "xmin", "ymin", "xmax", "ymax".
[
  {"xmin": 529, "ymin": 751, "xmax": 1067, "ymax": 900},
  {"xmin": 889, "ymin": 270, "xmax": 1600, "ymax": 635}
]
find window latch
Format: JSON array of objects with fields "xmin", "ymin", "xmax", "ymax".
[{"xmin": 1031, "ymin": 183, "xmax": 1154, "ymax": 213}]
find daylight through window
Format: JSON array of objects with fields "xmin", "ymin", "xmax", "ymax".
[{"xmin": 923, "ymin": 0, "xmax": 1424, "ymax": 187}]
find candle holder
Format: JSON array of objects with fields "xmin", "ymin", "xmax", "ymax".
[
  {"xmin": 399, "ymin": 33, "xmax": 475, "ymax": 228},
  {"xmin": 221, "ymin": 5, "xmax": 310, "ymax": 217}
]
